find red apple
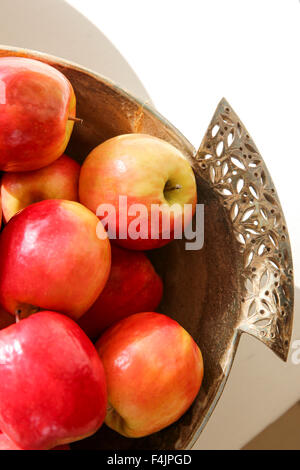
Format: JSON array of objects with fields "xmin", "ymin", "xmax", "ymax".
[
  {"xmin": 96, "ymin": 312, "xmax": 203, "ymax": 437},
  {"xmin": 1, "ymin": 154, "xmax": 80, "ymax": 223},
  {"xmin": 0, "ymin": 311, "xmax": 107, "ymax": 450},
  {"xmin": 79, "ymin": 134, "xmax": 197, "ymax": 250},
  {"xmin": 0, "ymin": 199, "xmax": 111, "ymax": 320},
  {"xmin": 0, "ymin": 57, "xmax": 76, "ymax": 172},
  {"xmin": 78, "ymin": 245, "xmax": 163, "ymax": 339},
  {"xmin": 0, "ymin": 430, "xmax": 70, "ymax": 450}
]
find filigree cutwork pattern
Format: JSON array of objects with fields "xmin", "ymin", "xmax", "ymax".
[{"xmin": 196, "ymin": 98, "xmax": 293, "ymax": 360}]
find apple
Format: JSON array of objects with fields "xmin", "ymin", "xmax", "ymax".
[
  {"xmin": 0, "ymin": 430, "xmax": 70, "ymax": 450},
  {"xmin": 0, "ymin": 311, "xmax": 107, "ymax": 450},
  {"xmin": 79, "ymin": 133, "xmax": 197, "ymax": 250},
  {"xmin": 1, "ymin": 154, "xmax": 80, "ymax": 223},
  {"xmin": 0, "ymin": 57, "xmax": 76, "ymax": 172},
  {"xmin": 78, "ymin": 245, "xmax": 163, "ymax": 339},
  {"xmin": 0, "ymin": 199, "xmax": 111, "ymax": 320},
  {"xmin": 96, "ymin": 312, "xmax": 203, "ymax": 437}
]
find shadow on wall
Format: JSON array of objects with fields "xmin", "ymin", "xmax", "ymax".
[
  {"xmin": 193, "ymin": 285, "xmax": 299, "ymax": 450},
  {"xmin": 0, "ymin": 0, "xmax": 150, "ymax": 102},
  {"xmin": 243, "ymin": 400, "xmax": 300, "ymax": 450}
]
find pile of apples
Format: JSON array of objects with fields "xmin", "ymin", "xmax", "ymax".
[{"xmin": 0, "ymin": 57, "xmax": 204, "ymax": 450}]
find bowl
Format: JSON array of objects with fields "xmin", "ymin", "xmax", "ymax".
[{"xmin": 0, "ymin": 46, "xmax": 294, "ymax": 450}]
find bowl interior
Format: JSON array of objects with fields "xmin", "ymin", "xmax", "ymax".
[{"xmin": 47, "ymin": 64, "xmax": 241, "ymax": 450}]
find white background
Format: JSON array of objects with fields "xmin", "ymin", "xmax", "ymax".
[{"xmin": 0, "ymin": 0, "xmax": 299, "ymax": 450}]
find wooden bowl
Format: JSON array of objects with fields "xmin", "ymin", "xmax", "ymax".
[{"xmin": 0, "ymin": 46, "xmax": 294, "ymax": 450}]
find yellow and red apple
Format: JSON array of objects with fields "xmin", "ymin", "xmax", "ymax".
[
  {"xmin": 96, "ymin": 312, "xmax": 203, "ymax": 437},
  {"xmin": 0, "ymin": 199, "xmax": 111, "ymax": 320},
  {"xmin": 1, "ymin": 154, "xmax": 80, "ymax": 222},
  {"xmin": 79, "ymin": 134, "xmax": 197, "ymax": 250},
  {"xmin": 79, "ymin": 245, "xmax": 163, "ymax": 339},
  {"xmin": 0, "ymin": 57, "xmax": 76, "ymax": 172}
]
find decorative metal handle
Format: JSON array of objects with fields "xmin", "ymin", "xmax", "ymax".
[{"xmin": 195, "ymin": 98, "xmax": 294, "ymax": 361}]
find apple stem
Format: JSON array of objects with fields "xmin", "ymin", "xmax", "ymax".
[
  {"xmin": 164, "ymin": 184, "xmax": 182, "ymax": 192},
  {"xmin": 15, "ymin": 309, "xmax": 21, "ymax": 324},
  {"xmin": 68, "ymin": 116, "xmax": 83, "ymax": 124}
]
